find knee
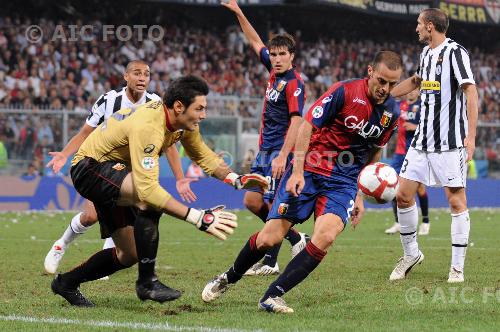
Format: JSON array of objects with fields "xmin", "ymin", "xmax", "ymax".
[
  {"xmin": 256, "ymin": 232, "xmax": 281, "ymax": 251},
  {"xmin": 115, "ymin": 248, "xmax": 137, "ymax": 267},
  {"xmin": 396, "ymin": 191, "xmax": 415, "ymax": 208},
  {"xmin": 244, "ymin": 195, "xmax": 263, "ymax": 214},
  {"xmin": 448, "ymin": 195, "xmax": 467, "ymax": 213},
  {"xmin": 80, "ymin": 209, "xmax": 98, "ymax": 226}
]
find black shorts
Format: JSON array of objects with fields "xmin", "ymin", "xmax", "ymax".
[{"xmin": 71, "ymin": 157, "xmax": 137, "ymax": 238}]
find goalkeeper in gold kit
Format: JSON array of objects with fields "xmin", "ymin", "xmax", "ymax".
[{"xmin": 51, "ymin": 75, "xmax": 268, "ymax": 307}]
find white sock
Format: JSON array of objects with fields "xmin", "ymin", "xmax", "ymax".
[
  {"xmin": 451, "ymin": 210, "xmax": 470, "ymax": 272},
  {"xmin": 398, "ymin": 203, "xmax": 419, "ymax": 257},
  {"xmin": 59, "ymin": 212, "xmax": 89, "ymax": 247},
  {"xmin": 103, "ymin": 237, "xmax": 115, "ymax": 249}
]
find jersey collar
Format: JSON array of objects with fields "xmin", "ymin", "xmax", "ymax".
[{"xmin": 163, "ymin": 105, "xmax": 175, "ymax": 132}]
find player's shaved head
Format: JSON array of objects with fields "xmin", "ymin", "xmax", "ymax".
[
  {"xmin": 126, "ymin": 60, "xmax": 149, "ymax": 72},
  {"xmin": 163, "ymin": 75, "xmax": 209, "ymax": 109},
  {"xmin": 421, "ymin": 8, "xmax": 449, "ymax": 33},
  {"xmin": 268, "ymin": 33, "xmax": 296, "ymax": 54},
  {"xmin": 372, "ymin": 51, "xmax": 403, "ymax": 71}
]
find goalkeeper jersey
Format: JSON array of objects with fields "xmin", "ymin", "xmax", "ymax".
[{"xmin": 73, "ymin": 100, "xmax": 223, "ymax": 210}]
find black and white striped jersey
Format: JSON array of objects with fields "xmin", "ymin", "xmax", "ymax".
[
  {"xmin": 86, "ymin": 87, "xmax": 161, "ymax": 128},
  {"xmin": 412, "ymin": 38, "xmax": 475, "ymax": 152}
]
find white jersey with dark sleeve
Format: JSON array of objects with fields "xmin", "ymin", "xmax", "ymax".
[{"xmin": 86, "ymin": 87, "xmax": 161, "ymax": 128}]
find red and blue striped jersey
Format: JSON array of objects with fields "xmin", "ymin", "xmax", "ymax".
[
  {"xmin": 395, "ymin": 100, "xmax": 421, "ymax": 154},
  {"xmin": 303, "ymin": 78, "xmax": 399, "ymax": 181},
  {"xmin": 258, "ymin": 47, "xmax": 306, "ymax": 151}
]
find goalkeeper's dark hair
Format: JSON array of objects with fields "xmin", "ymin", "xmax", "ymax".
[
  {"xmin": 372, "ymin": 51, "xmax": 403, "ymax": 71},
  {"xmin": 421, "ymin": 8, "xmax": 449, "ymax": 34},
  {"xmin": 163, "ymin": 75, "xmax": 209, "ymax": 109},
  {"xmin": 268, "ymin": 33, "xmax": 296, "ymax": 54}
]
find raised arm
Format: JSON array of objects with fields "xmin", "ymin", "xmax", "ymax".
[{"xmin": 222, "ymin": 0, "xmax": 265, "ymax": 55}]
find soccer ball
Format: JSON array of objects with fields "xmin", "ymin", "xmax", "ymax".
[{"xmin": 357, "ymin": 162, "xmax": 399, "ymax": 204}]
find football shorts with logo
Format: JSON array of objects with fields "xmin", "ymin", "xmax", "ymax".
[
  {"xmin": 71, "ymin": 157, "xmax": 137, "ymax": 238},
  {"xmin": 400, "ymin": 146, "xmax": 467, "ymax": 188},
  {"xmin": 267, "ymin": 166, "xmax": 358, "ymax": 225},
  {"xmin": 248, "ymin": 150, "xmax": 293, "ymax": 201}
]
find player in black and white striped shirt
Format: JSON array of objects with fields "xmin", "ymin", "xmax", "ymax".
[
  {"xmin": 44, "ymin": 60, "xmax": 197, "ymax": 275},
  {"xmin": 388, "ymin": 8, "xmax": 478, "ymax": 283}
]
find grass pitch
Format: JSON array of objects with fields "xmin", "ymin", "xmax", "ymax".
[{"xmin": 0, "ymin": 209, "xmax": 499, "ymax": 331}]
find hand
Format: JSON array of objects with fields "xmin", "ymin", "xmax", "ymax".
[
  {"xmin": 271, "ymin": 153, "xmax": 287, "ymax": 179},
  {"xmin": 188, "ymin": 205, "xmax": 238, "ymax": 241},
  {"xmin": 350, "ymin": 194, "xmax": 365, "ymax": 229},
  {"xmin": 286, "ymin": 172, "xmax": 304, "ymax": 197},
  {"xmin": 221, "ymin": 0, "xmax": 243, "ymax": 15},
  {"xmin": 46, "ymin": 151, "xmax": 68, "ymax": 173},
  {"xmin": 402, "ymin": 122, "xmax": 417, "ymax": 131},
  {"xmin": 176, "ymin": 178, "xmax": 198, "ymax": 203},
  {"xmin": 224, "ymin": 173, "xmax": 269, "ymax": 192},
  {"xmin": 463, "ymin": 136, "xmax": 475, "ymax": 162}
]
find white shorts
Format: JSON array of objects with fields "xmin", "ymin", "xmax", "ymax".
[{"xmin": 399, "ymin": 146, "xmax": 467, "ymax": 188}]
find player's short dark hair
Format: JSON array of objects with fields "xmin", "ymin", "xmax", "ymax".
[
  {"xmin": 268, "ymin": 33, "xmax": 296, "ymax": 54},
  {"xmin": 421, "ymin": 8, "xmax": 449, "ymax": 33},
  {"xmin": 163, "ymin": 75, "xmax": 209, "ymax": 109},
  {"xmin": 125, "ymin": 60, "xmax": 149, "ymax": 72},
  {"xmin": 372, "ymin": 51, "xmax": 403, "ymax": 71}
]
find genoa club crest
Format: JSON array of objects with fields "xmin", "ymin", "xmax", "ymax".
[
  {"xmin": 278, "ymin": 203, "xmax": 289, "ymax": 215},
  {"xmin": 380, "ymin": 110, "xmax": 393, "ymax": 128},
  {"xmin": 276, "ymin": 80, "xmax": 287, "ymax": 92}
]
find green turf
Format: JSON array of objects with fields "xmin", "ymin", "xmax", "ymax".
[{"xmin": 0, "ymin": 209, "xmax": 499, "ymax": 331}]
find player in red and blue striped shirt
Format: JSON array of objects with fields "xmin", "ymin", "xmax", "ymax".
[
  {"xmin": 222, "ymin": 0, "xmax": 308, "ymax": 275},
  {"xmin": 203, "ymin": 51, "xmax": 404, "ymax": 313}
]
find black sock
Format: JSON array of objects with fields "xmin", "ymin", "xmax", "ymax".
[
  {"xmin": 262, "ymin": 242, "xmax": 282, "ymax": 267},
  {"xmin": 418, "ymin": 192, "xmax": 429, "ymax": 223},
  {"xmin": 284, "ymin": 228, "xmax": 301, "ymax": 245},
  {"xmin": 61, "ymin": 248, "xmax": 128, "ymax": 288},
  {"xmin": 134, "ymin": 210, "xmax": 162, "ymax": 283},
  {"xmin": 392, "ymin": 199, "xmax": 399, "ymax": 223},
  {"xmin": 226, "ymin": 232, "xmax": 266, "ymax": 284},
  {"xmin": 263, "ymin": 242, "xmax": 326, "ymax": 300}
]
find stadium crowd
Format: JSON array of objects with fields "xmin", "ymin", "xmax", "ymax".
[{"xmin": 0, "ymin": 16, "xmax": 498, "ymax": 172}]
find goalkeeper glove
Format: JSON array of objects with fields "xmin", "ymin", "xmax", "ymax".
[
  {"xmin": 224, "ymin": 172, "xmax": 269, "ymax": 192},
  {"xmin": 185, "ymin": 205, "xmax": 237, "ymax": 240}
]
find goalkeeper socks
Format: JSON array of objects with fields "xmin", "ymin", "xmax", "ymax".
[
  {"xmin": 418, "ymin": 192, "xmax": 430, "ymax": 223},
  {"xmin": 226, "ymin": 232, "xmax": 266, "ymax": 284},
  {"xmin": 391, "ymin": 199, "xmax": 399, "ymax": 223},
  {"xmin": 398, "ymin": 204, "xmax": 419, "ymax": 257},
  {"xmin": 134, "ymin": 210, "xmax": 161, "ymax": 283},
  {"xmin": 61, "ymin": 248, "xmax": 128, "ymax": 288},
  {"xmin": 284, "ymin": 228, "xmax": 301, "ymax": 245},
  {"xmin": 263, "ymin": 242, "xmax": 326, "ymax": 299},
  {"xmin": 103, "ymin": 237, "xmax": 115, "ymax": 249},
  {"xmin": 451, "ymin": 210, "xmax": 470, "ymax": 272},
  {"xmin": 59, "ymin": 212, "xmax": 89, "ymax": 246},
  {"xmin": 262, "ymin": 242, "xmax": 282, "ymax": 267}
]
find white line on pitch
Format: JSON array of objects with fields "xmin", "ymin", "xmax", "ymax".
[{"xmin": 0, "ymin": 314, "xmax": 262, "ymax": 332}]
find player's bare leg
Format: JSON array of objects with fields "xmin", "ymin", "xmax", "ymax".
[
  {"xmin": 202, "ymin": 218, "xmax": 291, "ymax": 302},
  {"xmin": 259, "ymin": 214, "xmax": 343, "ymax": 313},
  {"xmin": 390, "ymin": 177, "xmax": 424, "ymax": 280},
  {"xmin": 243, "ymin": 191, "xmax": 308, "ymax": 276},
  {"xmin": 444, "ymin": 186, "xmax": 469, "ymax": 283}
]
